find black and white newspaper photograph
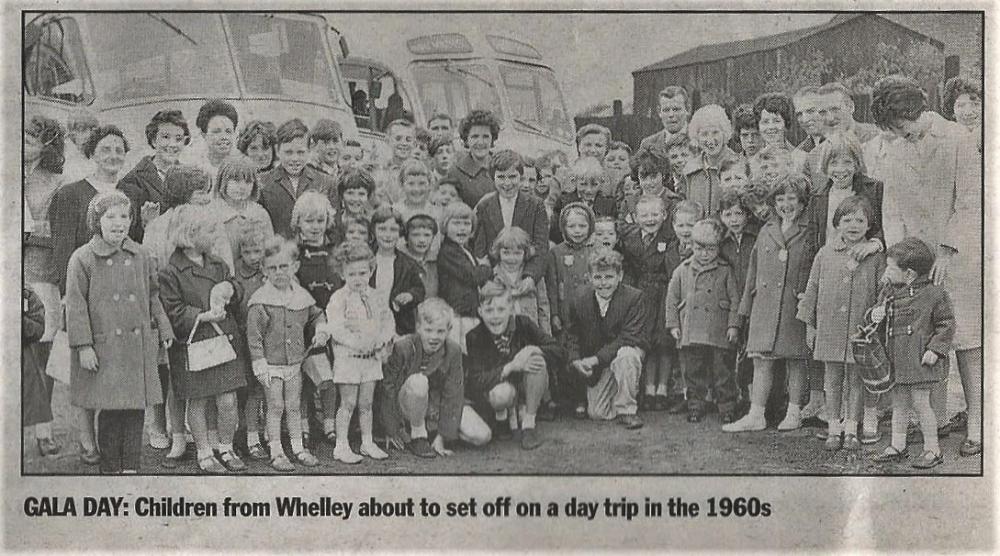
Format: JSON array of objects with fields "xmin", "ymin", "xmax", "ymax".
[{"xmin": 2, "ymin": 2, "xmax": 993, "ymax": 551}]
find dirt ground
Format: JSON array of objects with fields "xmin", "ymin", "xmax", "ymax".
[{"xmin": 23, "ymin": 382, "xmax": 981, "ymax": 476}]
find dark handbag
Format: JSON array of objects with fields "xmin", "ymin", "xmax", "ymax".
[{"xmin": 851, "ymin": 306, "xmax": 894, "ymax": 395}]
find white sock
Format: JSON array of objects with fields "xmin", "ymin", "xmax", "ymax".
[
  {"xmin": 290, "ymin": 438, "xmax": 305, "ymax": 453},
  {"xmin": 655, "ymin": 383, "xmax": 668, "ymax": 396},
  {"xmin": 522, "ymin": 413, "xmax": 536, "ymax": 429},
  {"xmin": 508, "ymin": 410, "xmax": 519, "ymax": 430},
  {"xmin": 645, "ymin": 384, "xmax": 657, "ymax": 396},
  {"xmin": 270, "ymin": 440, "xmax": 283, "ymax": 456},
  {"xmin": 495, "ymin": 409, "xmax": 508, "ymax": 421},
  {"xmin": 323, "ymin": 418, "xmax": 336, "ymax": 433},
  {"xmin": 362, "ymin": 434, "xmax": 376, "ymax": 446},
  {"xmin": 863, "ymin": 407, "xmax": 878, "ymax": 433},
  {"xmin": 786, "ymin": 403, "xmax": 801, "ymax": 415},
  {"xmin": 196, "ymin": 448, "xmax": 213, "ymax": 460},
  {"xmin": 410, "ymin": 424, "xmax": 428, "ymax": 439},
  {"xmin": 218, "ymin": 442, "xmax": 233, "ymax": 454},
  {"xmin": 843, "ymin": 419, "xmax": 858, "ymax": 436},
  {"xmin": 246, "ymin": 433, "xmax": 261, "ymax": 448},
  {"xmin": 748, "ymin": 404, "xmax": 765, "ymax": 419}
]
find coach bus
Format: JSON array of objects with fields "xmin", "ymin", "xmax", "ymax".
[
  {"xmin": 339, "ymin": 30, "xmax": 575, "ymax": 161},
  {"xmin": 24, "ymin": 12, "xmax": 358, "ymax": 169}
]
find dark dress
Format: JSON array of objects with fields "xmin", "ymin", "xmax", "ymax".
[
  {"xmin": 22, "ymin": 286, "xmax": 53, "ymax": 427},
  {"xmin": 118, "ymin": 156, "xmax": 167, "ymax": 242},
  {"xmin": 48, "ymin": 179, "xmax": 98, "ymax": 295},
  {"xmin": 159, "ymin": 249, "xmax": 247, "ymax": 399}
]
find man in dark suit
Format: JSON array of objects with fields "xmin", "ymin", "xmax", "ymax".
[
  {"xmin": 635, "ymin": 85, "xmax": 690, "ymax": 161},
  {"xmin": 471, "ymin": 150, "xmax": 550, "ymax": 286},
  {"xmin": 565, "ymin": 248, "xmax": 648, "ymax": 429},
  {"xmin": 259, "ymin": 119, "xmax": 339, "ymax": 238}
]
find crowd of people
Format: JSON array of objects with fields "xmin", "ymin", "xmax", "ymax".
[{"xmin": 22, "ymin": 72, "xmax": 982, "ymax": 474}]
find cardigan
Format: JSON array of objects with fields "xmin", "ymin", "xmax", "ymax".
[
  {"xmin": 48, "ymin": 178, "xmax": 98, "ymax": 294},
  {"xmin": 117, "ymin": 156, "xmax": 168, "ymax": 242}
]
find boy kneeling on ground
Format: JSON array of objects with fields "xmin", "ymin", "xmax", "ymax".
[
  {"xmin": 465, "ymin": 280, "xmax": 566, "ymax": 450},
  {"xmin": 567, "ymin": 248, "xmax": 649, "ymax": 429},
  {"xmin": 380, "ymin": 298, "xmax": 468, "ymax": 458}
]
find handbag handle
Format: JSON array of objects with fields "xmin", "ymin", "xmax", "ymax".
[{"xmin": 187, "ymin": 319, "xmax": 226, "ymax": 345}]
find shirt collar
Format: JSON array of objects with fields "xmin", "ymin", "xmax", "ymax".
[
  {"xmin": 88, "ymin": 236, "xmax": 140, "ymax": 257},
  {"xmin": 248, "ymin": 280, "xmax": 315, "ymax": 310}
]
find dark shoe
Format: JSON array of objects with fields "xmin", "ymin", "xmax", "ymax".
[
  {"xmin": 842, "ymin": 433, "xmax": 861, "ymax": 451},
  {"xmin": 78, "ymin": 443, "xmax": 101, "ymax": 466},
  {"xmin": 218, "ymin": 450, "xmax": 247, "ymax": 472},
  {"xmin": 163, "ymin": 446, "xmax": 188, "ymax": 469},
  {"xmin": 492, "ymin": 419, "xmax": 513, "ymax": 441},
  {"xmin": 686, "ymin": 411, "xmax": 702, "ymax": 423},
  {"xmin": 538, "ymin": 403, "xmax": 556, "ymax": 422},
  {"xmin": 666, "ymin": 396, "xmax": 687, "ymax": 414},
  {"xmin": 247, "ymin": 443, "xmax": 269, "ymax": 460},
  {"xmin": 721, "ymin": 412, "xmax": 735, "ymax": 425},
  {"xmin": 824, "ymin": 433, "xmax": 843, "ymax": 451},
  {"xmin": 912, "ymin": 450, "xmax": 943, "ymax": 469},
  {"xmin": 617, "ymin": 414, "xmax": 644, "ymax": 430},
  {"xmin": 815, "ymin": 429, "xmax": 829, "ymax": 441},
  {"xmin": 520, "ymin": 428, "xmax": 544, "ymax": 450},
  {"xmin": 949, "ymin": 411, "xmax": 968, "ymax": 433},
  {"xmin": 573, "ymin": 405, "xmax": 588, "ymax": 420},
  {"xmin": 908, "ymin": 423, "xmax": 951, "ymax": 444},
  {"xmin": 407, "ymin": 437, "xmax": 437, "ymax": 458},
  {"xmin": 655, "ymin": 394, "xmax": 670, "ymax": 411},
  {"xmin": 873, "ymin": 446, "xmax": 909, "ymax": 463},
  {"xmin": 801, "ymin": 416, "xmax": 826, "ymax": 428},
  {"xmin": 37, "ymin": 437, "xmax": 61, "ymax": 457},
  {"xmin": 959, "ymin": 439, "xmax": 982, "ymax": 457}
]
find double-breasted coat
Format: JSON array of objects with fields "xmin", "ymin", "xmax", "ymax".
[
  {"xmin": 258, "ymin": 165, "xmax": 339, "ymax": 239},
  {"xmin": 65, "ymin": 237, "xmax": 172, "ymax": 409},
  {"xmin": 739, "ymin": 214, "xmax": 817, "ymax": 358},
  {"xmin": 665, "ymin": 257, "xmax": 741, "ymax": 350},
  {"xmin": 796, "ymin": 236, "xmax": 885, "ymax": 363},
  {"xmin": 680, "ymin": 147, "xmax": 742, "ymax": 216},
  {"xmin": 619, "ymin": 223, "xmax": 679, "ymax": 348},
  {"xmin": 158, "ymin": 249, "xmax": 247, "ymax": 399},
  {"xmin": 878, "ymin": 277, "xmax": 955, "ymax": 385}
]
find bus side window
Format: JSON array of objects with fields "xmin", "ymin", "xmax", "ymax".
[{"xmin": 24, "ymin": 18, "xmax": 93, "ymax": 104}]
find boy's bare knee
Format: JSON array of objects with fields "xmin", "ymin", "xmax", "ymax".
[
  {"xmin": 402, "ymin": 373, "xmax": 430, "ymax": 397},
  {"xmin": 488, "ymin": 382, "xmax": 517, "ymax": 410}
]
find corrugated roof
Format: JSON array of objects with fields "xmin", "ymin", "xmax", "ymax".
[{"xmin": 633, "ymin": 13, "xmax": 939, "ymax": 74}]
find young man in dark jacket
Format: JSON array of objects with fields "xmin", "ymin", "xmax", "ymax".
[
  {"xmin": 465, "ymin": 281, "xmax": 565, "ymax": 450},
  {"xmin": 565, "ymin": 248, "xmax": 649, "ymax": 429}
]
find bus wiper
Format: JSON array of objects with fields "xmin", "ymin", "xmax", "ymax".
[
  {"xmin": 146, "ymin": 13, "xmax": 198, "ymax": 46},
  {"xmin": 513, "ymin": 118, "xmax": 545, "ymax": 134},
  {"xmin": 444, "ymin": 62, "xmax": 495, "ymax": 89}
]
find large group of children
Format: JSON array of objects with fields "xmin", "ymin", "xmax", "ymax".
[{"xmin": 23, "ymin": 72, "xmax": 982, "ymax": 474}]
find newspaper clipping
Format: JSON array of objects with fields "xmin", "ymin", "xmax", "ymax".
[{"xmin": 5, "ymin": 3, "xmax": 992, "ymax": 552}]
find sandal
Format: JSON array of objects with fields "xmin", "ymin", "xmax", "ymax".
[
  {"xmin": 198, "ymin": 454, "xmax": 228, "ymax": 474},
  {"xmin": 218, "ymin": 450, "xmax": 247, "ymax": 472},
  {"xmin": 959, "ymin": 439, "xmax": 982, "ymax": 457},
  {"xmin": 912, "ymin": 450, "xmax": 943, "ymax": 469},
  {"xmin": 294, "ymin": 450, "xmax": 320, "ymax": 467},
  {"xmin": 271, "ymin": 453, "xmax": 295, "ymax": 472},
  {"xmin": 79, "ymin": 443, "xmax": 101, "ymax": 466},
  {"xmin": 246, "ymin": 443, "xmax": 269, "ymax": 461},
  {"xmin": 873, "ymin": 445, "xmax": 909, "ymax": 463},
  {"xmin": 324, "ymin": 429, "xmax": 337, "ymax": 444}
]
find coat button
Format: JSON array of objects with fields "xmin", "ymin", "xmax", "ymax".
[
  {"xmin": 124, "ymin": 259, "xmax": 131, "ymax": 266},
  {"xmin": 113, "ymin": 294, "xmax": 120, "ymax": 301},
  {"xmin": 843, "ymin": 276, "xmax": 851, "ymax": 284},
  {"xmin": 115, "ymin": 328, "xmax": 122, "ymax": 335},
  {"xmin": 228, "ymin": 334, "xmax": 233, "ymax": 340},
  {"xmin": 133, "ymin": 328, "xmax": 140, "ymax": 335},
  {"xmin": 129, "ymin": 294, "xmax": 136, "ymax": 302},
  {"xmin": 106, "ymin": 259, "xmax": 113, "ymax": 266},
  {"xmin": 840, "ymin": 306, "xmax": 848, "ymax": 312},
  {"xmin": 286, "ymin": 339, "xmax": 292, "ymax": 344}
]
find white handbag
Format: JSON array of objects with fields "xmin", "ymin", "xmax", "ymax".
[{"xmin": 185, "ymin": 320, "xmax": 237, "ymax": 372}]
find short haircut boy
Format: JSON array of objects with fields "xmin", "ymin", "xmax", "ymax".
[
  {"xmin": 405, "ymin": 213, "xmax": 439, "ymax": 237},
  {"xmin": 338, "ymin": 168, "xmax": 376, "ymax": 199},
  {"xmin": 370, "ymin": 205, "xmax": 405, "ymax": 236},
  {"xmin": 588, "ymin": 247, "xmax": 624, "ymax": 274},
  {"xmin": 885, "ymin": 237, "xmax": 935, "ymax": 277},
  {"xmin": 633, "ymin": 151, "xmax": 669, "ymax": 178},
  {"xmin": 335, "ymin": 239, "xmax": 376, "ymax": 266},
  {"xmin": 635, "ymin": 193, "xmax": 666, "ymax": 214},
  {"xmin": 428, "ymin": 135, "xmax": 453, "ymax": 158},
  {"xmin": 309, "ymin": 119, "xmax": 343, "ymax": 147},
  {"xmin": 608, "ymin": 140, "xmax": 632, "ymax": 157},
  {"xmin": 673, "ymin": 199, "xmax": 704, "ymax": 221},
  {"xmin": 439, "ymin": 201, "xmax": 476, "ymax": 233},
  {"xmin": 276, "ymin": 118, "xmax": 309, "ymax": 146},
  {"xmin": 492, "ymin": 149, "xmax": 524, "ymax": 177},
  {"xmin": 427, "ymin": 112, "xmax": 453, "ymax": 128},
  {"xmin": 718, "ymin": 188, "xmax": 750, "ymax": 215},
  {"xmin": 236, "ymin": 221, "xmax": 268, "ymax": 252},
  {"xmin": 478, "ymin": 278, "xmax": 511, "ymax": 305},
  {"xmin": 386, "ymin": 118, "xmax": 414, "ymax": 137},
  {"xmin": 489, "ymin": 226, "xmax": 531, "ymax": 260},
  {"xmin": 263, "ymin": 234, "xmax": 299, "ymax": 261},
  {"xmin": 731, "ymin": 103, "xmax": 758, "ymax": 134},
  {"xmin": 832, "ymin": 195, "xmax": 874, "ymax": 229},
  {"xmin": 691, "ymin": 219, "xmax": 724, "ymax": 245},
  {"xmin": 416, "ymin": 297, "xmax": 455, "ymax": 326}
]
